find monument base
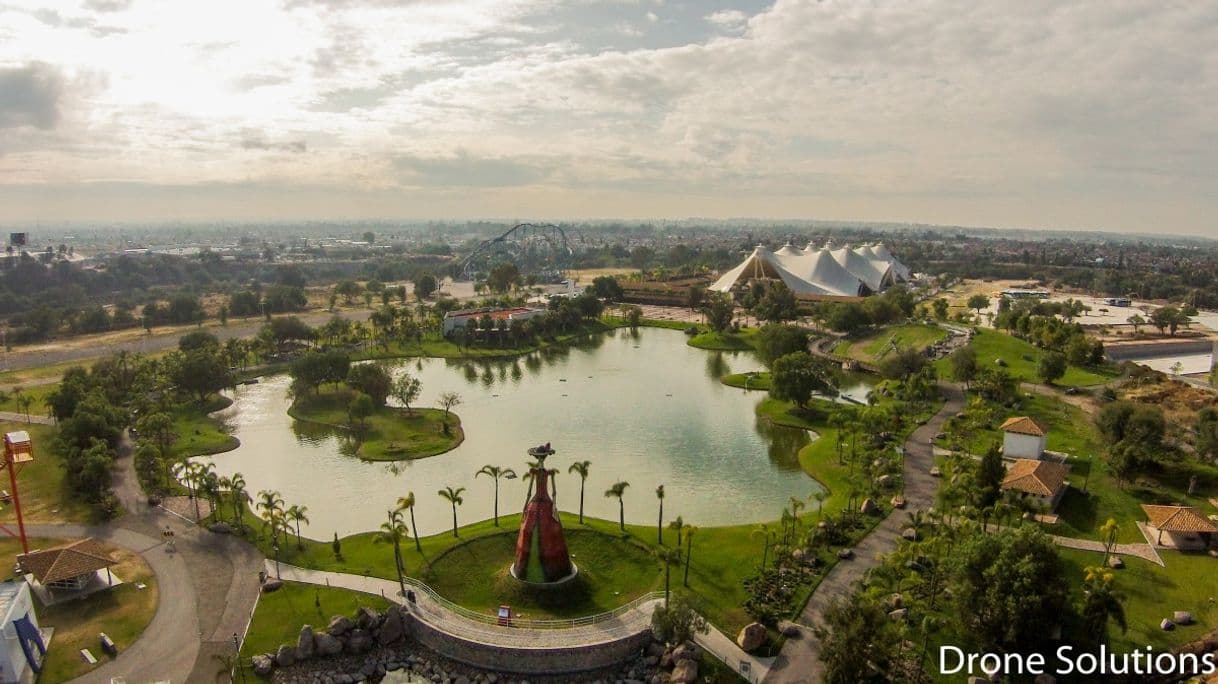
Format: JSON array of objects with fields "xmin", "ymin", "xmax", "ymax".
[{"xmin": 507, "ymin": 562, "xmax": 580, "ymax": 588}]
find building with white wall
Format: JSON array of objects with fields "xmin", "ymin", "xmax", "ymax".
[
  {"xmin": 0, "ymin": 582, "xmax": 45, "ymax": 684},
  {"xmin": 1001, "ymin": 416, "xmax": 1047, "ymax": 460}
]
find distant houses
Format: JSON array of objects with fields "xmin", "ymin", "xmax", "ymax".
[{"xmin": 441, "ymin": 307, "xmax": 547, "ymax": 336}]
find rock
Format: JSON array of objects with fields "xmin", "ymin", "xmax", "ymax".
[
  {"xmin": 876, "ymin": 475, "xmax": 893, "ymax": 488},
  {"xmin": 1034, "ymin": 675, "xmax": 1057, "ymax": 684},
  {"xmin": 328, "ymin": 615, "xmax": 355, "ymax": 636},
  {"xmin": 995, "ymin": 358, "xmax": 1007, "ymax": 367},
  {"xmin": 791, "ymin": 548, "xmax": 805, "ymax": 562},
  {"xmin": 644, "ymin": 655, "xmax": 659, "ymax": 667},
  {"xmin": 261, "ymin": 579, "xmax": 283, "ymax": 593},
  {"xmin": 346, "ymin": 628, "xmax": 373, "ymax": 654},
  {"xmin": 1107, "ymin": 556, "xmax": 1124, "ymax": 569},
  {"xmin": 890, "ymin": 496, "xmax": 906, "ymax": 509},
  {"xmin": 777, "ymin": 620, "xmax": 801, "ymax": 637},
  {"xmin": 296, "ymin": 625, "xmax": 316, "ymax": 661},
  {"xmin": 672, "ymin": 643, "xmax": 697, "ymax": 662},
  {"xmin": 356, "ymin": 606, "xmax": 381, "ymax": 629},
  {"xmin": 736, "ymin": 622, "xmax": 766, "ymax": 652},
  {"xmin": 888, "ymin": 608, "xmax": 908, "ymax": 621},
  {"xmin": 646, "ymin": 641, "xmax": 665, "ymax": 658},
  {"xmin": 837, "ymin": 548, "xmax": 853, "ymax": 559},
  {"xmin": 209, "ymin": 521, "xmax": 233, "ymax": 534},
  {"xmin": 670, "ymin": 660, "xmax": 698, "ymax": 684},
  {"xmin": 1210, "ymin": 548, "xmax": 1218, "ymax": 558},
  {"xmin": 251, "ymin": 654, "xmax": 274, "ymax": 677},
  {"xmin": 860, "ymin": 498, "xmax": 879, "ymax": 515},
  {"xmin": 886, "ymin": 593, "xmax": 904, "ymax": 610},
  {"xmin": 275, "ymin": 644, "xmax": 296, "ymax": 668},
  {"xmin": 1160, "ymin": 619, "xmax": 1175, "ymax": 631},
  {"xmin": 315, "ymin": 631, "xmax": 343, "ymax": 656},
  {"xmin": 1174, "ymin": 611, "xmax": 1194, "ymax": 625},
  {"xmin": 901, "ymin": 527, "xmax": 918, "ymax": 541},
  {"xmin": 929, "ymin": 466, "xmax": 942, "ymax": 477},
  {"xmin": 377, "ymin": 605, "xmax": 406, "ymax": 645}
]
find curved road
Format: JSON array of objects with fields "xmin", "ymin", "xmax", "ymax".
[{"xmin": 764, "ymin": 383, "xmax": 965, "ymax": 683}]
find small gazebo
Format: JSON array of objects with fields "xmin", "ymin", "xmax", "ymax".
[
  {"xmin": 17, "ymin": 538, "xmax": 118, "ymax": 604},
  {"xmin": 1141, "ymin": 505, "xmax": 1217, "ymax": 550}
]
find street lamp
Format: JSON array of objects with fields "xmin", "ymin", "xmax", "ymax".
[{"xmin": 273, "ymin": 542, "xmax": 281, "ymax": 580}]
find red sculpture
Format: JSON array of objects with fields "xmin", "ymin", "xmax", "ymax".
[{"xmin": 511, "ymin": 443, "xmax": 574, "ymax": 583}]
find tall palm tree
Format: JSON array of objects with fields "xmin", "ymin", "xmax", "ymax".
[
  {"xmin": 659, "ymin": 547, "xmax": 680, "ymax": 608},
  {"xmin": 752, "ymin": 523, "xmax": 776, "ymax": 571},
  {"xmin": 194, "ymin": 461, "xmax": 218, "ymax": 522},
  {"xmin": 604, "ymin": 481, "xmax": 629, "ymax": 531},
  {"xmin": 396, "ymin": 492, "xmax": 421, "ymax": 551},
  {"xmin": 256, "ymin": 490, "xmax": 286, "ymax": 544},
  {"xmin": 568, "ymin": 460, "xmax": 591, "ymax": 523},
  {"xmin": 229, "ymin": 472, "xmax": 250, "ymax": 526},
  {"xmin": 788, "ymin": 496, "xmax": 806, "ymax": 543},
  {"xmin": 668, "ymin": 515, "xmax": 685, "ymax": 551},
  {"xmin": 1081, "ymin": 566, "xmax": 1127, "ymax": 642},
  {"xmin": 437, "ymin": 486, "xmax": 465, "ymax": 538},
  {"xmin": 378, "ymin": 509, "xmax": 409, "ymax": 597},
  {"xmin": 811, "ymin": 490, "xmax": 828, "ymax": 525},
  {"xmin": 476, "ymin": 465, "xmax": 517, "ymax": 526},
  {"xmin": 286, "ymin": 505, "xmax": 310, "ymax": 549},
  {"xmin": 655, "ymin": 484, "xmax": 665, "ymax": 544},
  {"xmin": 683, "ymin": 525, "xmax": 697, "ymax": 587}
]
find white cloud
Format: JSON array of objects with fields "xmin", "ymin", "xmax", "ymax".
[{"xmin": 705, "ymin": 9, "xmax": 746, "ymax": 31}]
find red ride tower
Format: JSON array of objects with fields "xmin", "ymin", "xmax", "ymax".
[{"xmin": 510, "ymin": 443, "xmax": 576, "ymax": 584}]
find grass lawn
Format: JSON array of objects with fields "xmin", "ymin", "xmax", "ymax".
[
  {"xmin": 1059, "ymin": 548, "xmax": 1218, "ymax": 652},
  {"xmin": 0, "ymin": 421, "xmax": 93, "ymax": 523},
  {"xmin": 0, "ymin": 383, "xmax": 57, "ymax": 417},
  {"xmin": 722, "ymin": 371, "xmax": 771, "ymax": 391},
  {"xmin": 0, "ymin": 537, "xmax": 158, "ymax": 684},
  {"xmin": 241, "ymin": 582, "xmax": 392, "ymax": 658},
  {"xmin": 688, "ymin": 328, "xmax": 757, "ymax": 352},
  {"xmin": 420, "ymin": 529, "xmax": 663, "ymax": 620},
  {"xmin": 359, "ymin": 321, "xmax": 618, "ymax": 361},
  {"xmin": 834, "ymin": 324, "xmax": 947, "ymax": 363},
  {"xmin": 289, "ymin": 386, "xmax": 463, "ymax": 461},
  {"xmin": 938, "ymin": 328, "xmax": 1116, "ymax": 387},
  {"xmin": 168, "ymin": 395, "xmax": 239, "ymax": 459}
]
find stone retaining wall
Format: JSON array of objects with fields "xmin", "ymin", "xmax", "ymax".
[
  {"xmin": 1105, "ymin": 338, "xmax": 1216, "ymax": 360},
  {"xmin": 405, "ymin": 614, "xmax": 653, "ymax": 674}
]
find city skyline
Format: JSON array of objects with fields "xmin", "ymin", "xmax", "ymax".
[{"xmin": 1, "ymin": 0, "xmax": 1216, "ymax": 236}]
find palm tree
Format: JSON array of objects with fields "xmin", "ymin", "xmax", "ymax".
[
  {"xmin": 229, "ymin": 472, "xmax": 250, "ymax": 527},
  {"xmin": 568, "ymin": 460, "xmax": 591, "ymax": 523},
  {"xmin": 810, "ymin": 490, "xmax": 828, "ymax": 525},
  {"xmin": 605, "ymin": 481, "xmax": 629, "ymax": 531},
  {"xmin": 256, "ymin": 490, "xmax": 286, "ymax": 544},
  {"xmin": 655, "ymin": 484, "xmax": 665, "ymax": 544},
  {"xmin": 668, "ymin": 515, "xmax": 685, "ymax": 551},
  {"xmin": 195, "ymin": 461, "xmax": 218, "ymax": 521},
  {"xmin": 476, "ymin": 465, "xmax": 517, "ymax": 526},
  {"xmin": 1099, "ymin": 518, "xmax": 1120, "ymax": 565},
  {"xmin": 659, "ymin": 547, "xmax": 680, "ymax": 608},
  {"xmin": 15, "ymin": 394, "xmax": 31, "ymax": 423},
  {"xmin": 1081, "ymin": 566, "xmax": 1127, "ymax": 642},
  {"xmin": 396, "ymin": 492, "xmax": 421, "ymax": 551},
  {"xmin": 682, "ymin": 525, "xmax": 697, "ymax": 587},
  {"xmin": 378, "ymin": 509, "xmax": 409, "ymax": 597},
  {"xmin": 286, "ymin": 505, "xmax": 310, "ymax": 550},
  {"xmin": 788, "ymin": 496, "xmax": 806, "ymax": 543},
  {"xmin": 437, "ymin": 486, "xmax": 465, "ymax": 538},
  {"xmin": 752, "ymin": 523, "xmax": 776, "ymax": 571}
]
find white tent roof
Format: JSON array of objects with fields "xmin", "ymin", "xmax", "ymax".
[
  {"xmin": 832, "ymin": 246, "xmax": 892, "ymax": 291},
  {"xmin": 709, "ymin": 242, "xmax": 910, "ymax": 296}
]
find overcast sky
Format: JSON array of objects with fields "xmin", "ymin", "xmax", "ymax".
[{"xmin": 0, "ymin": 0, "xmax": 1215, "ymax": 235}]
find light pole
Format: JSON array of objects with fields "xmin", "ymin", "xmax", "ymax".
[
  {"xmin": 273, "ymin": 542, "xmax": 281, "ymax": 580},
  {"xmin": 232, "ymin": 632, "xmax": 246, "ymax": 682}
]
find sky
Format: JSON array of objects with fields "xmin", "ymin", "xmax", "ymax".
[{"xmin": 0, "ymin": 0, "xmax": 1216, "ymax": 235}]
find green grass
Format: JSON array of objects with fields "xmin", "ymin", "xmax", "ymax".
[
  {"xmin": 241, "ymin": 582, "xmax": 393, "ymax": 658},
  {"xmin": 289, "ymin": 386, "xmax": 463, "ymax": 461},
  {"xmin": 835, "ymin": 324, "xmax": 947, "ymax": 363},
  {"xmin": 0, "ymin": 420, "xmax": 93, "ymax": 523},
  {"xmin": 1059, "ymin": 548, "xmax": 1218, "ymax": 652},
  {"xmin": 0, "ymin": 383, "xmax": 56, "ymax": 416},
  {"xmin": 722, "ymin": 371, "xmax": 771, "ymax": 391},
  {"xmin": 168, "ymin": 395, "xmax": 239, "ymax": 459},
  {"xmin": 938, "ymin": 328, "xmax": 1116, "ymax": 387},
  {"xmin": 420, "ymin": 529, "xmax": 663, "ymax": 620},
  {"xmin": 0, "ymin": 537, "xmax": 158, "ymax": 684},
  {"xmin": 688, "ymin": 328, "xmax": 757, "ymax": 351},
  {"xmin": 358, "ymin": 321, "xmax": 618, "ymax": 361}
]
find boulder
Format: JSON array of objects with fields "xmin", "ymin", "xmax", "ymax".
[
  {"xmin": 890, "ymin": 496, "xmax": 906, "ymax": 509},
  {"xmin": 315, "ymin": 631, "xmax": 343, "ymax": 656},
  {"xmin": 929, "ymin": 466, "xmax": 942, "ymax": 477},
  {"xmin": 296, "ymin": 625, "xmax": 315, "ymax": 661},
  {"xmin": 328, "ymin": 615, "xmax": 355, "ymax": 636},
  {"xmin": 736, "ymin": 623, "xmax": 766, "ymax": 652},
  {"xmin": 251, "ymin": 654, "xmax": 274, "ymax": 677},
  {"xmin": 777, "ymin": 620, "xmax": 801, "ymax": 637},
  {"xmin": 356, "ymin": 606, "xmax": 381, "ymax": 629},
  {"xmin": 791, "ymin": 548, "xmax": 805, "ymax": 562},
  {"xmin": 837, "ymin": 548, "xmax": 854, "ymax": 559},
  {"xmin": 261, "ymin": 579, "xmax": 283, "ymax": 593},
  {"xmin": 1160, "ymin": 619, "xmax": 1175, "ymax": 631},
  {"xmin": 886, "ymin": 593, "xmax": 904, "ymax": 611},
  {"xmin": 346, "ymin": 628, "xmax": 374, "ymax": 654},
  {"xmin": 1107, "ymin": 556, "xmax": 1124, "ymax": 569},
  {"xmin": 901, "ymin": 527, "xmax": 918, "ymax": 541},
  {"xmin": 1174, "ymin": 611, "xmax": 1194, "ymax": 625},
  {"xmin": 670, "ymin": 660, "xmax": 698, "ymax": 684},
  {"xmin": 672, "ymin": 643, "xmax": 697, "ymax": 662},
  {"xmin": 888, "ymin": 608, "xmax": 908, "ymax": 621},
  {"xmin": 377, "ymin": 605, "xmax": 406, "ymax": 645},
  {"xmin": 860, "ymin": 498, "xmax": 879, "ymax": 515},
  {"xmin": 209, "ymin": 521, "xmax": 233, "ymax": 534},
  {"xmin": 275, "ymin": 644, "xmax": 296, "ymax": 668},
  {"xmin": 876, "ymin": 475, "xmax": 893, "ymax": 488}
]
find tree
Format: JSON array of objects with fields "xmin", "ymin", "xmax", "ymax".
[
  {"xmin": 438, "ymin": 486, "xmax": 465, "ymax": 537},
  {"xmin": 650, "ymin": 594, "xmax": 708, "ymax": 645},
  {"xmin": 1197, "ymin": 407, "xmax": 1218, "ymax": 460},
  {"xmin": 1037, "ymin": 351, "xmax": 1067, "ymax": 385},
  {"xmin": 414, "ymin": 274, "xmax": 437, "ymax": 300},
  {"xmin": 770, "ymin": 352, "xmax": 836, "ymax": 409},
  {"xmin": 949, "ymin": 346, "xmax": 978, "ymax": 389},
  {"xmin": 179, "ymin": 330, "xmax": 219, "ymax": 352},
  {"xmin": 932, "ymin": 298, "xmax": 950, "ymax": 320},
  {"xmin": 335, "ymin": 281, "xmax": 362, "ymax": 304},
  {"xmin": 229, "ymin": 472, "xmax": 250, "ymax": 526},
  {"xmin": 285, "ymin": 504, "xmax": 309, "ymax": 550},
  {"xmin": 378, "ymin": 509, "xmax": 409, "ymax": 598},
  {"xmin": 256, "ymin": 490, "xmax": 286, "ymax": 544},
  {"xmin": 170, "ymin": 349, "xmax": 234, "ymax": 403},
  {"xmin": 348, "ymin": 392, "xmax": 375, "ymax": 428},
  {"xmin": 605, "ymin": 481, "xmax": 629, "ymax": 531},
  {"xmin": 290, "ymin": 350, "xmax": 351, "ymax": 396},
  {"xmin": 1150, "ymin": 306, "xmax": 1186, "ymax": 336},
  {"xmin": 487, "ymin": 263, "xmax": 522, "ymax": 293},
  {"xmin": 396, "ymin": 492, "xmax": 422, "ymax": 551},
  {"xmin": 1079, "ymin": 566, "xmax": 1126, "ymax": 643},
  {"xmin": 682, "ymin": 525, "xmax": 697, "ymax": 587},
  {"xmin": 568, "ymin": 460, "xmax": 591, "ymax": 523},
  {"xmin": 755, "ymin": 324, "xmax": 810, "ymax": 366},
  {"xmin": 392, "ymin": 374, "xmax": 422, "ymax": 415},
  {"xmin": 623, "ymin": 305, "xmax": 643, "ymax": 329},
  {"xmin": 437, "ymin": 391, "xmax": 461, "ymax": 421},
  {"xmin": 753, "ymin": 282, "xmax": 798, "ymax": 322},
  {"xmin": 702, "ymin": 293, "xmax": 734, "ymax": 332},
  {"xmin": 976, "ymin": 445, "xmax": 1004, "ymax": 510},
  {"xmin": 347, "ymin": 363, "xmax": 392, "ymax": 407},
  {"xmin": 658, "ymin": 546, "xmax": 680, "ymax": 607},
  {"xmin": 877, "ymin": 347, "xmax": 928, "ymax": 381},
  {"xmin": 476, "ymin": 465, "xmax": 516, "ymax": 526},
  {"xmin": 1126, "ymin": 314, "xmax": 1145, "ymax": 334},
  {"xmin": 816, "ymin": 598, "xmax": 895, "ymax": 683},
  {"xmin": 967, "ymin": 294, "xmax": 990, "ymax": 314},
  {"xmin": 655, "ymin": 484, "xmax": 665, "ymax": 544},
  {"xmin": 952, "ymin": 526, "xmax": 1068, "ymax": 650},
  {"xmin": 589, "ymin": 276, "xmax": 624, "ymax": 301},
  {"xmin": 1099, "ymin": 518, "xmax": 1120, "ymax": 565},
  {"xmin": 668, "ymin": 515, "xmax": 685, "ymax": 550},
  {"xmin": 752, "ymin": 524, "xmax": 776, "ymax": 570}
]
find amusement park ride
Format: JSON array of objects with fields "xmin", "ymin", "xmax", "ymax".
[
  {"xmin": 458, "ymin": 223, "xmax": 574, "ymax": 282},
  {"xmin": 1, "ymin": 430, "xmax": 33, "ymax": 554}
]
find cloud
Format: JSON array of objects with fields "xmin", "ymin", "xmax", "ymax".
[
  {"xmin": 705, "ymin": 9, "xmax": 746, "ymax": 31},
  {"xmin": 394, "ymin": 151, "xmax": 551, "ymax": 187},
  {"xmin": 239, "ymin": 132, "xmax": 308, "ymax": 153},
  {"xmin": 83, "ymin": 0, "xmax": 134, "ymax": 11},
  {"xmin": 0, "ymin": 63, "xmax": 64, "ymax": 129}
]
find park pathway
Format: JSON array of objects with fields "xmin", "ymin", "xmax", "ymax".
[
  {"xmin": 0, "ymin": 410, "xmax": 53, "ymax": 424},
  {"xmin": 763, "ymin": 384, "xmax": 965, "ymax": 684}
]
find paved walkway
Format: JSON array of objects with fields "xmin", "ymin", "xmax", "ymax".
[
  {"xmin": 0, "ymin": 410, "xmax": 53, "ymax": 424},
  {"xmin": 1052, "ymin": 534, "xmax": 1164, "ymax": 566},
  {"xmin": 764, "ymin": 384, "xmax": 965, "ymax": 683}
]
